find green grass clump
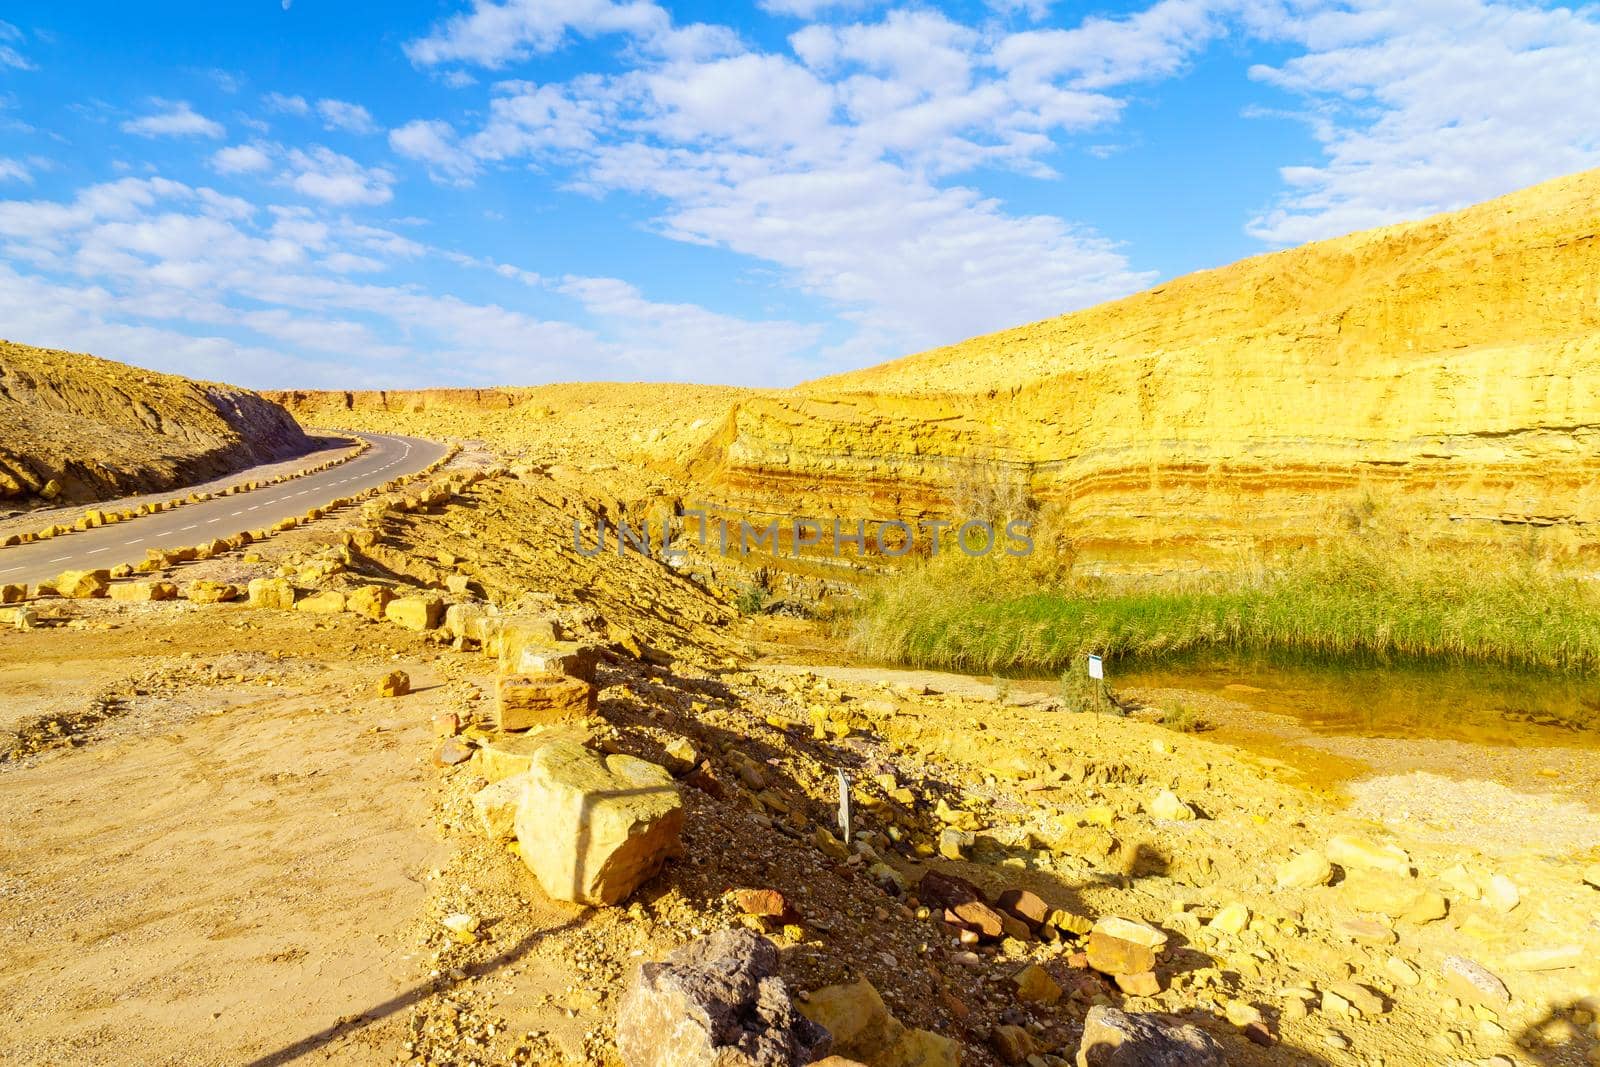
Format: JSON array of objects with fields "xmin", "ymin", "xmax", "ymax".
[{"xmin": 848, "ymin": 532, "xmax": 1600, "ymax": 676}]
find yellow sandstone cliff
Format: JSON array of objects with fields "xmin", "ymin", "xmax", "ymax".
[
  {"xmin": 0, "ymin": 340, "xmax": 313, "ymax": 508},
  {"xmin": 685, "ymin": 168, "xmax": 1600, "ymax": 565}
]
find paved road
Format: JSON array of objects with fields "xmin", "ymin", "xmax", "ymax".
[{"xmin": 0, "ymin": 432, "xmax": 447, "ymax": 587}]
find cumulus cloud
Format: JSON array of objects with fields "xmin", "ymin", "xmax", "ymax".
[
  {"xmin": 210, "ymin": 143, "xmax": 273, "ymax": 175},
  {"xmin": 0, "ymin": 175, "xmax": 821, "ymax": 387},
  {"xmin": 120, "ymin": 100, "xmax": 225, "ymax": 139},
  {"xmin": 394, "ymin": 0, "xmax": 1190, "ymax": 361},
  {"xmin": 389, "ymin": 119, "xmax": 479, "ymax": 183},
  {"xmin": 314, "ymin": 98, "xmax": 378, "ymax": 134},
  {"xmin": 1245, "ymin": 0, "xmax": 1600, "ymax": 244},
  {"xmin": 282, "ymin": 146, "xmax": 395, "ymax": 205}
]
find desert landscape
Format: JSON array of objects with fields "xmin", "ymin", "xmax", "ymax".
[{"xmin": 2, "ymin": 166, "xmax": 1599, "ymax": 1067}]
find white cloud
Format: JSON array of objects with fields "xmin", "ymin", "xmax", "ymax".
[
  {"xmin": 263, "ymin": 92, "xmax": 310, "ymax": 116},
  {"xmin": 0, "ymin": 20, "xmax": 32, "ymax": 71},
  {"xmin": 0, "ymin": 157, "xmax": 29, "ymax": 183},
  {"xmin": 1246, "ymin": 0, "xmax": 1600, "ymax": 244},
  {"xmin": 395, "ymin": 2, "xmax": 1187, "ymax": 362},
  {"xmin": 315, "ymin": 98, "xmax": 378, "ymax": 134},
  {"xmin": 559, "ymin": 274, "xmax": 824, "ymax": 381},
  {"xmin": 120, "ymin": 100, "xmax": 225, "ymax": 139},
  {"xmin": 389, "ymin": 119, "xmax": 479, "ymax": 183},
  {"xmin": 757, "ymin": 0, "xmax": 882, "ymax": 18},
  {"xmin": 0, "ymin": 175, "xmax": 821, "ymax": 387},
  {"xmin": 283, "ymin": 146, "xmax": 395, "ymax": 205},
  {"xmin": 405, "ymin": 0, "xmax": 669, "ymax": 68},
  {"xmin": 210, "ymin": 143, "xmax": 273, "ymax": 175}
]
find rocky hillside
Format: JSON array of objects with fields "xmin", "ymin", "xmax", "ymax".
[
  {"xmin": 0, "ymin": 340, "xmax": 313, "ymax": 509},
  {"xmin": 688, "ymin": 168, "xmax": 1600, "ymax": 567}
]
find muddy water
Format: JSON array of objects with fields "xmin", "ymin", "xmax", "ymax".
[{"xmin": 1107, "ymin": 652, "xmax": 1600, "ymax": 750}]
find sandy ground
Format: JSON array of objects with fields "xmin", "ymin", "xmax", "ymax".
[{"xmin": 0, "ymin": 610, "xmax": 453, "ymax": 1066}]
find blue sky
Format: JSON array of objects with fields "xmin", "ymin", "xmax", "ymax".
[{"xmin": 1, "ymin": 0, "xmax": 1598, "ymax": 389}]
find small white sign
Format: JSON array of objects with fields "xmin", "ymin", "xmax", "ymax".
[{"xmin": 1087, "ymin": 654, "xmax": 1104, "ymax": 680}]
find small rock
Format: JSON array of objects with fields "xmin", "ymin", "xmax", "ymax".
[
  {"xmin": 431, "ymin": 712, "xmax": 460, "ymax": 737},
  {"xmin": 1275, "ymin": 850, "xmax": 1333, "ymax": 889},
  {"xmin": 1208, "ymin": 902, "xmax": 1249, "ymax": 936},
  {"xmin": 1486, "ymin": 874, "xmax": 1520, "ymax": 913},
  {"xmin": 377, "ymin": 670, "xmax": 410, "ymax": 698},
  {"xmin": 55, "ymin": 569, "xmax": 110, "ymax": 599},
  {"xmin": 938, "ymin": 827, "xmax": 972, "ymax": 860},
  {"xmin": 1147, "ymin": 789, "xmax": 1196, "ymax": 822},
  {"xmin": 1012, "ymin": 963, "xmax": 1062, "ymax": 1004},
  {"xmin": 1327, "ymin": 833, "xmax": 1411, "ymax": 876},
  {"xmin": 1049, "ymin": 908, "xmax": 1093, "ymax": 937},
  {"xmin": 1384, "ymin": 956, "xmax": 1420, "ymax": 987},
  {"xmin": 433, "ymin": 737, "xmax": 473, "ymax": 766},
  {"xmin": 1076, "ymin": 1005, "xmax": 1225, "ymax": 1066},
  {"xmin": 472, "ymin": 775, "xmax": 530, "ymax": 841},
  {"xmin": 1441, "ymin": 955, "xmax": 1510, "ymax": 1008},
  {"xmin": 731, "ymin": 888, "xmax": 789, "ymax": 919},
  {"xmin": 997, "ymin": 888, "xmax": 1050, "ymax": 928},
  {"xmin": 991, "ymin": 1024, "xmax": 1034, "ymax": 1065},
  {"xmin": 662, "ymin": 736, "xmax": 700, "ymax": 775},
  {"xmin": 385, "ymin": 594, "xmax": 443, "ymax": 631},
  {"xmin": 1335, "ymin": 916, "xmax": 1396, "ymax": 945},
  {"xmin": 1087, "ymin": 924, "xmax": 1159, "ymax": 977},
  {"xmin": 441, "ymin": 912, "xmax": 479, "ymax": 943},
  {"xmin": 1225, "ymin": 999, "xmax": 1264, "ymax": 1029},
  {"xmin": 1326, "ymin": 982, "xmax": 1385, "ymax": 1017},
  {"xmin": 1114, "ymin": 971, "xmax": 1160, "ymax": 996}
]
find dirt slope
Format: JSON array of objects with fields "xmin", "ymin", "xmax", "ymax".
[{"xmin": 0, "ymin": 340, "xmax": 313, "ymax": 509}]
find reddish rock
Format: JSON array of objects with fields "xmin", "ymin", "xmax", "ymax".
[
  {"xmin": 996, "ymin": 888, "xmax": 1050, "ymax": 927},
  {"xmin": 732, "ymin": 888, "xmax": 790, "ymax": 919},
  {"xmin": 916, "ymin": 869, "xmax": 983, "ymax": 910},
  {"xmin": 949, "ymin": 901, "xmax": 1007, "ymax": 940}
]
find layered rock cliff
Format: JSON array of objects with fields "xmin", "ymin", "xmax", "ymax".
[
  {"xmin": 0, "ymin": 340, "xmax": 313, "ymax": 508},
  {"xmin": 686, "ymin": 168, "xmax": 1600, "ymax": 566}
]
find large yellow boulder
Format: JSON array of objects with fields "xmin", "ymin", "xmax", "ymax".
[
  {"xmin": 346, "ymin": 585, "xmax": 394, "ymax": 620},
  {"xmin": 110, "ymin": 581, "xmax": 178, "ymax": 603},
  {"xmin": 296, "ymin": 590, "xmax": 347, "ymax": 614},
  {"xmin": 385, "ymin": 595, "xmax": 443, "ymax": 631},
  {"xmin": 513, "ymin": 740, "xmax": 683, "ymax": 906},
  {"xmin": 55, "ymin": 569, "xmax": 110, "ymax": 599},
  {"xmin": 496, "ymin": 672, "xmax": 597, "ymax": 731},
  {"xmin": 246, "ymin": 577, "xmax": 296, "ymax": 609},
  {"xmin": 184, "ymin": 580, "xmax": 239, "ymax": 604}
]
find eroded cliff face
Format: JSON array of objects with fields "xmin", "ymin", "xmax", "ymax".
[
  {"xmin": 688, "ymin": 169, "xmax": 1600, "ymax": 565},
  {"xmin": 0, "ymin": 341, "xmax": 313, "ymax": 508},
  {"xmin": 265, "ymin": 388, "xmax": 527, "ymax": 417}
]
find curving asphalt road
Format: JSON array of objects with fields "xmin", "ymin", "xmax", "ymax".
[{"xmin": 0, "ymin": 431, "xmax": 447, "ymax": 588}]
